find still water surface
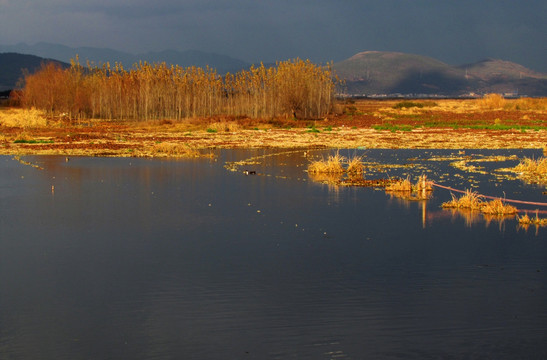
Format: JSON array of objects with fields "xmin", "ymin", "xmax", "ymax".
[{"xmin": 0, "ymin": 149, "xmax": 546, "ymax": 359}]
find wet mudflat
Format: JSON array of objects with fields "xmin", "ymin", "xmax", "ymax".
[{"xmin": 0, "ymin": 149, "xmax": 546, "ymax": 359}]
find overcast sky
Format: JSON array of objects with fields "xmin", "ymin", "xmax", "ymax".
[{"xmin": 1, "ymin": 0, "xmax": 545, "ymax": 71}]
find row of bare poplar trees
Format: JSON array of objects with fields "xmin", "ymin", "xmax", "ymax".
[{"xmin": 19, "ymin": 58, "xmax": 337, "ymax": 121}]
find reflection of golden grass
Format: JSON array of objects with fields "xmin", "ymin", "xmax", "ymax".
[
  {"xmin": 447, "ymin": 208, "xmax": 483, "ymax": 227},
  {"xmin": 0, "ymin": 108, "xmax": 48, "ymax": 128},
  {"xmin": 517, "ymin": 210, "xmax": 547, "ymax": 227},
  {"xmin": 307, "ymin": 172, "xmax": 343, "ymax": 184}
]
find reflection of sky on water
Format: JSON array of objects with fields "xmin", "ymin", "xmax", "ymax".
[{"xmin": 0, "ymin": 150, "xmax": 546, "ymax": 359}]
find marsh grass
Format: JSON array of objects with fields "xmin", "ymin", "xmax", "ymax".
[
  {"xmin": 385, "ymin": 174, "xmax": 433, "ymax": 200},
  {"xmin": 149, "ymin": 143, "xmax": 202, "ymax": 157},
  {"xmin": 346, "ymin": 155, "xmax": 365, "ymax": 174},
  {"xmin": 207, "ymin": 120, "xmax": 242, "ymax": 132},
  {"xmin": 0, "ymin": 108, "xmax": 48, "ymax": 128},
  {"xmin": 385, "ymin": 176, "xmax": 413, "ymax": 192},
  {"xmin": 442, "ymin": 190, "xmax": 483, "ymax": 210},
  {"xmin": 308, "ymin": 152, "xmax": 345, "ymax": 174},
  {"xmin": 442, "ymin": 190, "xmax": 518, "ymax": 215},
  {"xmin": 512, "ymin": 157, "xmax": 547, "ymax": 183},
  {"xmin": 386, "ymin": 174, "xmax": 432, "ymax": 192},
  {"xmin": 481, "ymin": 199, "xmax": 518, "ymax": 215}
]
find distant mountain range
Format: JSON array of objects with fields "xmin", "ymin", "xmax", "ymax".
[
  {"xmin": 332, "ymin": 51, "xmax": 547, "ymax": 97},
  {"xmin": 0, "ymin": 53, "xmax": 69, "ymax": 92},
  {"xmin": 0, "ymin": 42, "xmax": 250, "ymax": 75},
  {"xmin": 1, "ymin": 44, "xmax": 546, "ymax": 96}
]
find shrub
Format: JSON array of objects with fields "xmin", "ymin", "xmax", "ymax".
[
  {"xmin": 477, "ymin": 93, "xmax": 507, "ymax": 109},
  {"xmin": 393, "ymin": 101, "xmax": 424, "ymax": 109}
]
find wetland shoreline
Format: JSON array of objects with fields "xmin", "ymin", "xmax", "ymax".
[{"xmin": 1, "ymin": 99, "xmax": 545, "ymax": 157}]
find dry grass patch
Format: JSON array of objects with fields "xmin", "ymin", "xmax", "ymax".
[
  {"xmin": 207, "ymin": 120, "xmax": 242, "ymax": 133},
  {"xmin": 148, "ymin": 142, "xmax": 203, "ymax": 157},
  {"xmin": 0, "ymin": 108, "xmax": 48, "ymax": 128},
  {"xmin": 477, "ymin": 93, "xmax": 507, "ymax": 110},
  {"xmin": 308, "ymin": 152, "xmax": 346, "ymax": 174}
]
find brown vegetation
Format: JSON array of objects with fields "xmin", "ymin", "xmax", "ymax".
[{"xmin": 19, "ymin": 58, "xmax": 336, "ymax": 121}]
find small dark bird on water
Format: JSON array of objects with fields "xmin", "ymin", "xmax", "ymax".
[{"xmin": 243, "ymin": 170, "xmax": 256, "ymax": 175}]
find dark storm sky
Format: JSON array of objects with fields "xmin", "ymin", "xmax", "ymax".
[{"xmin": 1, "ymin": 0, "xmax": 545, "ymax": 71}]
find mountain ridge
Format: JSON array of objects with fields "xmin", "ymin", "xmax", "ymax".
[
  {"xmin": 0, "ymin": 52, "xmax": 69, "ymax": 92},
  {"xmin": 332, "ymin": 51, "xmax": 547, "ymax": 96},
  {"xmin": 1, "ymin": 44, "xmax": 546, "ymax": 96},
  {"xmin": 0, "ymin": 42, "xmax": 251, "ymax": 75}
]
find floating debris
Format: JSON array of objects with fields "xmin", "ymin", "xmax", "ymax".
[
  {"xmin": 337, "ymin": 178, "xmax": 399, "ymax": 187},
  {"xmin": 12, "ymin": 156, "xmax": 44, "ymax": 170}
]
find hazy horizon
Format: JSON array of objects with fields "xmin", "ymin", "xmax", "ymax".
[{"xmin": 1, "ymin": 1, "xmax": 545, "ymax": 72}]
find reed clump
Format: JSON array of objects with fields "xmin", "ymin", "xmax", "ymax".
[
  {"xmin": 385, "ymin": 174, "xmax": 433, "ymax": 200},
  {"xmin": 386, "ymin": 174, "xmax": 432, "ymax": 192},
  {"xmin": 512, "ymin": 157, "xmax": 547, "ymax": 184},
  {"xmin": 308, "ymin": 152, "xmax": 345, "ymax": 174},
  {"xmin": 307, "ymin": 153, "xmax": 366, "ymax": 176},
  {"xmin": 442, "ymin": 190, "xmax": 517, "ymax": 215},
  {"xmin": 442, "ymin": 190, "xmax": 483, "ymax": 210},
  {"xmin": 385, "ymin": 176, "xmax": 412, "ymax": 192},
  {"xmin": 481, "ymin": 199, "xmax": 518, "ymax": 215},
  {"xmin": 346, "ymin": 155, "xmax": 365, "ymax": 174}
]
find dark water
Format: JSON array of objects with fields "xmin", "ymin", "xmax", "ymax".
[{"xmin": 0, "ymin": 149, "xmax": 546, "ymax": 359}]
